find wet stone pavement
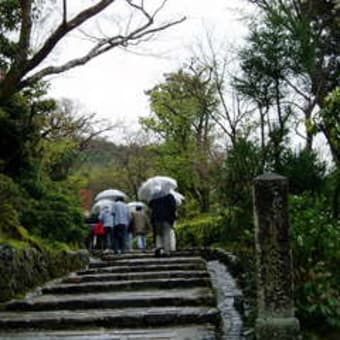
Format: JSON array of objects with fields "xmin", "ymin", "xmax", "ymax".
[
  {"xmin": 207, "ymin": 260, "xmax": 244, "ymax": 339},
  {"xmin": 0, "ymin": 250, "xmax": 244, "ymax": 339}
]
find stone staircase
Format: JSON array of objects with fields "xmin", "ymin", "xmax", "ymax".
[{"xmin": 0, "ymin": 251, "xmax": 222, "ymax": 339}]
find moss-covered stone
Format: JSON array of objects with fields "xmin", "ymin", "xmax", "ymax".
[
  {"xmin": 255, "ymin": 316, "xmax": 300, "ymax": 340},
  {"xmin": 253, "ymin": 173, "xmax": 300, "ymax": 339},
  {"xmin": 0, "ymin": 244, "xmax": 89, "ymax": 302}
]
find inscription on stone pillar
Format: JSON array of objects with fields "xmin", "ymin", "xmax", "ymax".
[{"xmin": 253, "ymin": 173, "xmax": 300, "ymax": 339}]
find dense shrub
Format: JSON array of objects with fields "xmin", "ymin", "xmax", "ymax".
[
  {"xmin": 290, "ymin": 195, "xmax": 340, "ymax": 329},
  {"xmin": 0, "ymin": 173, "xmax": 25, "ymax": 209},
  {"xmin": 278, "ymin": 149, "xmax": 326, "ymax": 195},
  {"xmin": 218, "ymin": 206, "xmax": 254, "ymax": 247},
  {"xmin": 175, "ymin": 209, "xmax": 253, "ymax": 250},
  {"xmin": 219, "ymin": 138, "xmax": 262, "ymax": 209},
  {"xmin": 0, "ymin": 174, "xmax": 26, "ymax": 239},
  {"xmin": 176, "ymin": 214, "xmax": 224, "ymax": 248},
  {"xmin": 21, "ymin": 190, "xmax": 85, "ymax": 244}
]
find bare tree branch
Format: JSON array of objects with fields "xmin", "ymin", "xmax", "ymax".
[
  {"xmin": 0, "ymin": 0, "xmax": 186, "ymax": 101},
  {"xmin": 20, "ymin": 16, "xmax": 185, "ymax": 89},
  {"xmin": 285, "ymin": 77, "xmax": 311, "ymax": 101},
  {"xmin": 41, "ymin": 98, "xmax": 119, "ymax": 150},
  {"xmin": 63, "ymin": 0, "xmax": 67, "ymax": 24},
  {"xmin": 25, "ymin": 0, "xmax": 116, "ymax": 74}
]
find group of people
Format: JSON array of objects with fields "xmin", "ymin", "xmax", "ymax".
[{"xmin": 87, "ymin": 192, "xmax": 177, "ymax": 256}]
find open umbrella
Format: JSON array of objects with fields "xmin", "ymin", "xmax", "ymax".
[
  {"xmin": 170, "ymin": 190, "xmax": 185, "ymax": 206},
  {"xmin": 138, "ymin": 176, "xmax": 177, "ymax": 203},
  {"xmin": 94, "ymin": 189, "xmax": 127, "ymax": 202},
  {"xmin": 91, "ymin": 199, "xmax": 114, "ymax": 214},
  {"xmin": 128, "ymin": 201, "xmax": 146, "ymax": 212}
]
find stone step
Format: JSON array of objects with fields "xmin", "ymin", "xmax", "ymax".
[
  {"xmin": 100, "ymin": 251, "xmax": 157, "ymax": 260},
  {"xmin": 79, "ymin": 262, "xmax": 206, "ymax": 275},
  {"xmin": 42, "ymin": 277, "xmax": 212, "ymax": 294},
  {"xmin": 6, "ymin": 287, "xmax": 216, "ymax": 311},
  {"xmin": 0, "ymin": 306, "xmax": 220, "ymax": 330},
  {"xmin": 0, "ymin": 324, "xmax": 217, "ymax": 340},
  {"xmin": 100, "ymin": 251, "xmax": 203, "ymax": 261},
  {"xmin": 63, "ymin": 270, "xmax": 209, "ymax": 283},
  {"xmin": 89, "ymin": 256, "xmax": 205, "ymax": 268}
]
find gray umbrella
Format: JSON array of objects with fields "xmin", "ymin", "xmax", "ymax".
[
  {"xmin": 138, "ymin": 176, "xmax": 177, "ymax": 203},
  {"xmin": 94, "ymin": 189, "xmax": 127, "ymax": 202}
]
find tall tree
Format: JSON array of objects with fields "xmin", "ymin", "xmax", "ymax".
[
  {"xmin": 244, "ymin": 0, "xmax": 340, "ymax": 163},
  {"xmin": 234, "ymin": 17, "xmax": 293, "ymax": 169},
  {"xmin": 141, "ymin": 62, "xmax": 219, "ymax": 212},
  {"xmin": 193, "ymin": 35, "xmax": 255, "ymax": 148}
]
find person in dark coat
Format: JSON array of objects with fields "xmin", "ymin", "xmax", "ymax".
[{"xmin": 149, "ymin": 193, "xmax": 176, "ymax": 256}]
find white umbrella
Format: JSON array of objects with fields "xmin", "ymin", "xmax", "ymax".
[
  {"xmin": 91, "ymin": 199, "xmax": 114, "ymax": 214},
  {"xmin": 94, "ymin": 189, "xmax": 127, "ymax": 202},
  {"xmin": 138, "ymin": 176, "xmax": 177, "ymax": 203},
  {"xmin": 170, "ymin": 190, "xmax": 185, "ymax": 206},
  {"xmin": 128, "ymin": 201, "xmax": 146, "ymax": 212}
]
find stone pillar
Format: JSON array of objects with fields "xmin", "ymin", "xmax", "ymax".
[{"xmin": 253, "ymin": 173, "xmax": 300, "ymax": 339}]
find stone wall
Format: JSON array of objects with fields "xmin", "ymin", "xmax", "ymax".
[{"xmin": 0, "ymin": 244, "xmax": 89, "ymax": 302}]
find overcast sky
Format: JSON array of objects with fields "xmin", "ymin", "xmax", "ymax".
[{"xmin": 48, "ymin": 0, "xmax": 252, "ymax": 131}]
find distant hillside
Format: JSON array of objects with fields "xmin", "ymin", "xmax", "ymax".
[{"xmin": 77, "ymin": 138, "xmax": 124, "ymax": 166}]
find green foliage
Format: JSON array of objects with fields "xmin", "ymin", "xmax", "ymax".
[
  {"xmin": 79, "ymin": 142, "xmax": 157, "ymax": 201},
  {"xmin": 178, "ymin": 206, "xmax": 254, "ymax": 249},
  {"xmin": 0, "ymin": 99, "xmax": 33, "ymax": 177},
  {"xmin": 277, "ymin": 149, "xmax": 326, "ymax": 194},
  {"xmin": 0, "ymin": 0, "xmax": 21, "ymax": 69},
  {"xmin": 0, "ymin": 174, "xmax": 25, "ymax": 238},
  {"xmin": 240, "ymin": 0, "xmax": 339, "ymax": 167},
  {"xmin": 0, "ymin": 172, "xmax": 86, "ymax": 247},
  {"xmin": 219, "ymin": 206, "xmax": 255, "ymax": 246},
  {"xmin": 0, "ymin": 174, "xmax": 44, "ymax": 248},
  {"xmin": 0, "ymin": 173, "xmax": 25, "ymax": 208},
  {"xmin": 317, "ymin": 88, "xmax": 340, "ymax": 165},
  {"xmin": 324, "ymin": 88, "xmax": 340, "ymax": 138},
  {"xmin": 0, "ymin": 89, "xmax": 99, "ymax": 248},
  {"xmin": 76, "ymin": 138, "xmax": 121, "ymax": 167},
  {"xmin": 290, "ymin": 194, "xmax": 340, "ymax": 329},
  {"xmin": 220, "ymin": 138, "xmax": 262, "ymax": 207},
  {"xmin": 142, "ymin": 63, "xmax": 219, "ymax": 212},
  {"xmin": 324, "ymin": 167, "xmax": 340, "ymax": 219},
  {"xmin": 150, "ymin": 142, "xmax": 202, "ymax": 196},
  {"xmin": 236, "ymin": 17, "xmax": 292, "ymax": 102},
  {"xmin": 142, "ymin": 66, "xmax": 218, "ymax": 143},
  {"xmin": 21, "ymin": 189, "xmax": 85, "ymax": 244},
  {"xmin": 176, "ymin": 214, "xmax": 224, "ymax": 248}
]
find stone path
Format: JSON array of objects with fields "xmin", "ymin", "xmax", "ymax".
[{"xmin": 0, "ymin": 251, "xmax": 223, "ymax": 339}]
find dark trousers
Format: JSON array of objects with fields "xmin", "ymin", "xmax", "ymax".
[
  {"xmin": 104, "ymin": 227, "xmax": 114, "ymax": 249},
  {"xmin": 113, "ymin": 224, "xmax": 127, "ymax": 253}
]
